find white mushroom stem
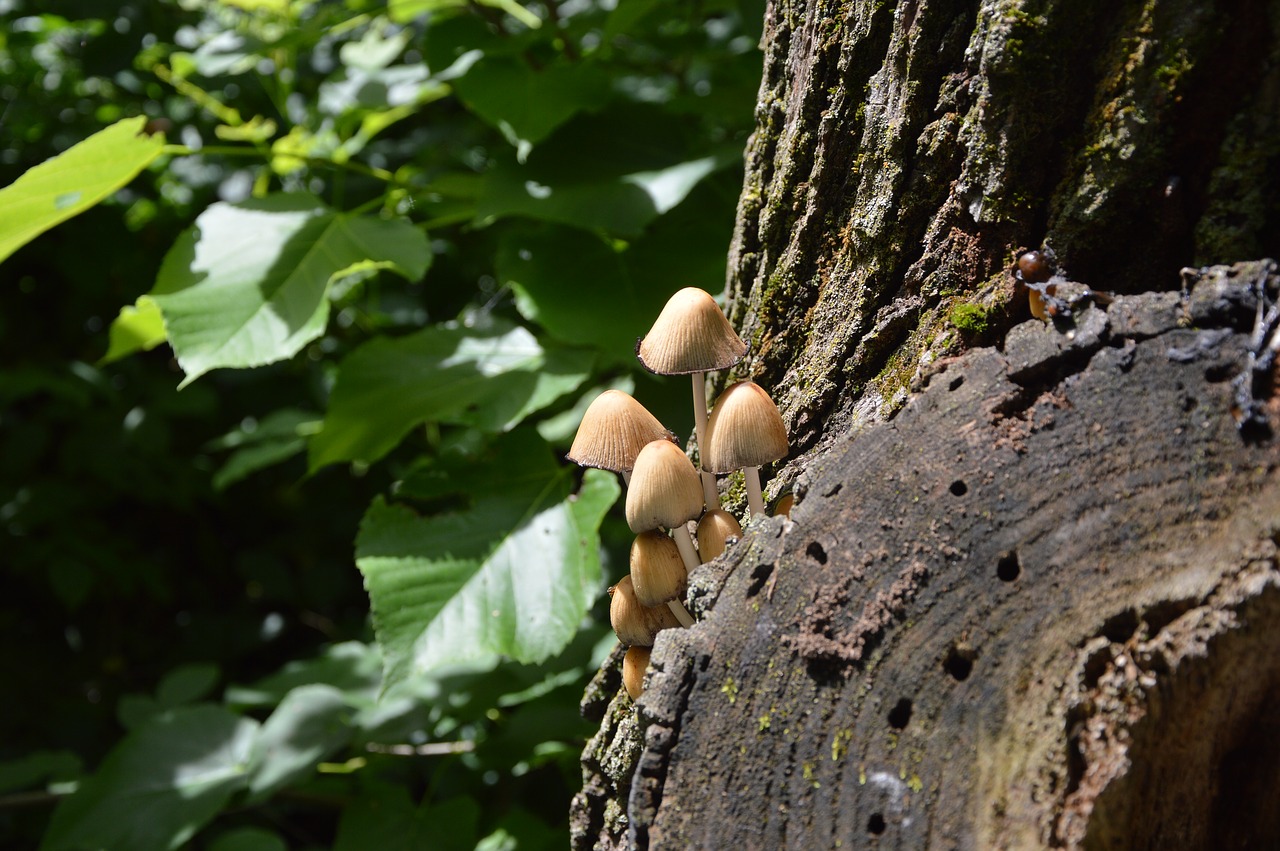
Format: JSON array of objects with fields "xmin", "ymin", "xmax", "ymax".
[
  {"xmin": 667, "ymin": 524, "xmax": 700, "ymax": 627},
  {"xmin": 666, "ymin": 599, "xmax": 695, "ymax": 628},
  {"xmin": 692, "ymin": 372, "xmax": 720, "ymax": 510},
  {"xmin": 743, "ymin": 466, "xmax": 767, "ymax": 520}
]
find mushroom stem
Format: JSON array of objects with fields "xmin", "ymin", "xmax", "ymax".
[
  {"xmin": 666, "ymin": 599, "xmax": 695, "ymax": 628},
  {"xmin": 743, "ymin": 466, "xmax": 767, "ymax": 520},
  {"xmin": 670, "ymin": 524, "xmax": 700, "ymax": 574},
  {"xmin": 692, "ymin": 372, "xmax": 720, "ymax": 510}
]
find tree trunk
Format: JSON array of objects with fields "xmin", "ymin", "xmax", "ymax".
[{"xmin": 572, "ymin": 0, "xmax": 1280, "ymax": 847}]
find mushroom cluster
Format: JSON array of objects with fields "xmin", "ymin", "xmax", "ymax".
[{"xmin": 567, "ymin": 287, "xmax": 791, "ymax": 701}]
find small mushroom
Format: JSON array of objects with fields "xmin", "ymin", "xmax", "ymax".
[
  {"xmin": 636, "ymin": 287, "xmax": 746, "ymax": 509},
  {"xmin": 696, "ymin": 508, "xmax": 742, "ymax": 563},
  {"xmin": 631, "ymin": 530, "xmax": 694, "ymax": 627},
  {"xmin": 609, "ymin": 575, "xmax": 682, "ymax": 647},
  {"xmin": 626, "ymin": 439, "xmax": 704, "ymax": 574},
  {"xmin": 622, "ymin": 644, "xmax": 652, "ymax": 700},
  {"xmin": 704, "ymin": 380, "xmax": 789, "ymax": 521},
  {"xmin": 568, "ymin": 389, "xmax": 674, "ymax": 485}
]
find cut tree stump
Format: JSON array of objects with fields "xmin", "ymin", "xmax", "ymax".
[{"xmin": 572, "ymin": 261, "xmax": 1280, "ymax": 850}]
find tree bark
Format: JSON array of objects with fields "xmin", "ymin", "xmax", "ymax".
[{"xmin": 572, "ymin": 0, "xmax": 1280, "ymax": 846}]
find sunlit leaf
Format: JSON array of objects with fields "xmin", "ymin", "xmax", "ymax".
[
  {"xmin": 99, "ymin": 296, "xmax": 167, "ymax": 365},
  {"xmin": 308, "ymin": 319, "xmax": 592, "ymax": 470},
  {"xmin": 355, "ymin": 430, "xmax": 618, "ymax": 690},
  {"xmin": 41, "ymin": 706, "xmax": 259, "ymax": 851},
  {"xmin": 247, "ymin": 685, "xmax": 352, "ymax": 802},
  {"xmin": 0, "ymin": 116, "xmax": 165, "ymax": 266},
  {"xmin": 148, "ymin": 194, "xmax": 430, "ymax": 386}
]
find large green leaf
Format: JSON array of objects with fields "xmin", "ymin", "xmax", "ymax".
[
  {"xmin": 41, "ymin": 706, "xmax": 259, "ymax": 851},
  {"xmin": 355, "ymin": 430, "xmax": 619, "ymax": 690},
  {"xmin": 308, "ymin": 318, "xmax": 593, "ymax": 470},
  {"xmin": 144, "ymin": 194, "xmax": 430, "ymax": 385},
  {"xmin": 452, "ymin": 58, "xmax": 611, "ymax": 158},
  {"xmin": 0, "ymin": 116, "xmax": 166, "ymax": 266}
]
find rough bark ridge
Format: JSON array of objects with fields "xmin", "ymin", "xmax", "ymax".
[
  {"xmin": 724, "ymin": 0, "xmax": 1280, "ymax": 472},
  {"xmin": 572, "ymin": 262, "xmax": 1280, "ymax": 849}
]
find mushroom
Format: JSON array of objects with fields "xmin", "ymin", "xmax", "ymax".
[
  {"xmin": 631, "ymin": 530, "xmax": 695, "ymax": 627},
  {"xmin": 567, "ymin": 389, "xmax": 674, "ymax": 485},
  {"xmin": 626, "ymin": 438, "xmax": 704, "ymax": 577},
  {"xmin": 703, "ymin": 380, "xmax": 789, "ymax": 521},
  {"xmin": 622, "ymin": 644, "xmax": 652, "ymax": 700},
  {"xmin": 609, "ymin": 575, "xmax": 682, "ymax": 647},
  {"xmin": 696, "ymin": 508, "xmax": 743, "ymax": 563},
  {"xmin": 636, "ymin": 287, "xmax": 746, "ymax": 509}
]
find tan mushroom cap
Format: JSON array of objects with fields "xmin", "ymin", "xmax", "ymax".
[
  {"xmin": 703, "ymin": 380, "xmax": 789, "ymax": 472},
  {"xmin": 696, "ymin": 508, "xmax": 743, "ymax": 563},
  {"xmin": 630, "ymin": 530, "xmax": 688, "ymax": 607},
  {"xmin": 568, "ymin": 390, "xmax": 672, "ymax": 473},
  {"xmin": 625, "ymin": 439, "xmax": 705, "ymax": 533},
  {"xmin": 637, "ymin": 287, "xmax": 747, "ymax": 375},
  {"xmin": 622, "ymin": 644, "xmax": 652, "ymax": 700},
  {"xmin": 609, "ymin": 575, "xmax": 681, "ymax": 646}
]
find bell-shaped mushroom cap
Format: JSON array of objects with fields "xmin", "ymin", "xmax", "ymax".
[
  {"xmin": 703, "ymin": 380, "xmax": 789, "ymax": 472},
  {"xmin": 610, "ymin": 575, "xmax": 681, "ymax": 646},
  {"xmin": 623, "ymin": 644, "xmax": 652, "ymax": 700},
  {"xmin": 630, "ymin": 530, "xmax": 688, "ymax": 607},
  {"xmin": 637, "ymin": 287, "xmax": 747, "ymax": 375},
  {"xmin": 625, "ymin": 439, "xmax": 705, "ymax": 533},
  {"xmin": 568, "ymin": 390, "xmax": 672, "ymax": 473},
  {"xmin": 696, "ymin": 508, "xmax": 743, "ymax": 563}
]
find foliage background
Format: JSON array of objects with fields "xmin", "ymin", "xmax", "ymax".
[{"xmin": 0, "ymin": 0, "xmax": 762, "ymax": 847}]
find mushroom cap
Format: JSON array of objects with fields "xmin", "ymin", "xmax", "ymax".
[
  {"xmin": 703, "ymin": 380, "xmax": 789, "ymax": 472},
  {"xmin": 609, "ymin": 575, "xmax": 681, "ymax": 646},
  {"xmin": 568, "ymin": 390, "xmax": 673, "ymax": 473},
  {"xmin": 625, "ymin": 439, "xmax": 705, "ymax": 533},
  {"xmin": 622, "ymin": 644, "xmax": 652, "ymax": 700},
  {"xmin": 630, "ymin": 530, "xmax": 688, "ymax": 607},
  {"xmin": 636, "ymin": 287, "xmax": 747, "ymax": 375},
  {"xmin": 696, "ymin": 508, "xmax": 743, "ymax": 563}
]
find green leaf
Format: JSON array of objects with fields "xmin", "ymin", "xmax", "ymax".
[
  {"xmin": 247, "ymin": 685, "xmax": 352, "ymax": 801},
  {"xmin": 0, "ymin": 751, "xmax": 81, "ymax": 795},
  {"xmin": 355, "ymin": 430, "xmax": 619, "ymax": 690},
  {"xmin": 498, "ymin": 172, "xmax": 740, "ymax": 357},
  {"xmin": 225, "ymin": 642, "xmax": 383, "ymax": 709},
  {"xmin": 207, "ymin": 408, "xmax": 320, "ymax": 491},
  {"xmin": 157, "ymin": 663, "xmax": 221, "ymax": 707},
  {"xmin": 99, "ymin": 296, "xmax": 167, "ymax": 366},
  {"xmin": 308, "ymin": 318, "xmax": 592, "ymax": 470},
  {"xmin": 334, "ymin": 784, "xmax": 479, "ymax": 851},
  {"xmin": 148, "ymin": 194, "xmax": 431, "ymax": 386},
  {"xmin": 0, "ymin": 116, "xmax": 166, "ymax": 266},
  {"xmin": 453, "ymin": 59, "xmax": 610, "ymax": 158},
  {"xmin": 208, "ymin": 828, "xmax": 288, "ymax": 851},
  {"xmin": 41, "ymin": 705, "xmax": 259, "ymax": 851}
]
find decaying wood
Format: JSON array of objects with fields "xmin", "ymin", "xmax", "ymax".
[{"xmin": 572, "ymin": 263, "xmax": 1280, "ymax": 849}]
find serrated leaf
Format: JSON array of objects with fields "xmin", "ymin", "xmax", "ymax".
[
  {"xmin": 41, "ymin": 706, "xmax": 259, "ymax": 851},
  {"xmin": 308, "ymin": 319, "xmax": 592, "ymax": 470},
  {"xmin": 247, "ymin": 685, "xmax": 352, "ymax": 802},
  {"xmin": 100, "ymin": 296, "xmax": 167, "ymax": 365},
  {"xmin": 355, "ymin": 430, "xmax": 619, "ymax": 690},
  {"xmin": 147, "ymin": 194, "xmax": 430, "ymax": 386},
  {"xmin": 0, "ymin": 116, "xmax": 165, "ymax": 266}
]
